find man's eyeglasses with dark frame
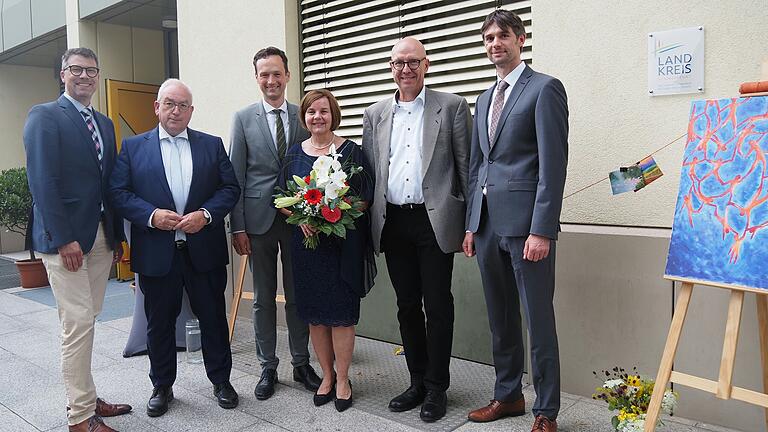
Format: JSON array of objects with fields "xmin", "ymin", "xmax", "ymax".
[
  {"xmin": 390, "ymin": 58, "xmax": 426, "ymax": 71},
  {"xmin": 64, "ymin": 65, "xmax": 100, "ymax": 78},
  {"xmin": 161, "ymin": 100, "xmax": 192, "ymax": 112}
]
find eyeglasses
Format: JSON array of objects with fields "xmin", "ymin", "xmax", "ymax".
[
  {"xmin": 65, "ymin": 65, "xmax": 100, "ymax": 78},
  {"xmin": 161, "ymin": 101, "xmax": 191, "ymax": 112},
  {"xmin": 390, "ymin": 58, "xmax": 426, "ymax": 71}
]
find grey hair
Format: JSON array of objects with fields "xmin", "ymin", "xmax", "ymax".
[
  {"xmin": 61, "ymin": 47, "xmax": 98, "ymax": 70},
  {"xmin": 156, "ymin": 78, "xmax": 193, "ymax": 104}
]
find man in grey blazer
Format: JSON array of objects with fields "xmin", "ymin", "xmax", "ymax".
[
  {"xmin": 362, "ymin": 37, "xmax": 471, "ymax": 423},
  {"xmin": 229, "ymin": 46, "xmax": 319, "ymax": 400},
  {"xmin": 463, "ymin": 10, "xmax": 568, "ymax": 432}
]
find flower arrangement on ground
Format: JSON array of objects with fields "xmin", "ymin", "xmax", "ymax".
[
  {"xmin": 592, "ymin": 366, "xmax": 678, "ymax": 432},
  {"xmin": 274, "ymin": 145, "xmax": 365, "ymax": 249}
]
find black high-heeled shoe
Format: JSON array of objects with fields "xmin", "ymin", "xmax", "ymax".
[
  {"xmin": 313, "ymin": 383, "xmax": 335, "ymax": 407},
  {"xmin": 334, "ymin": 380, "xmax": 353, "ymax": 412}
]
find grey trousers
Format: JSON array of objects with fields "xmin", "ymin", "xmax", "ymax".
[
  {"xmin": 474, "ymin": 206, "xmax": 561, "ymax": 419},
  {"xmin": 248, "ymin": 217, "xmax": 309, "ymax": 371}
]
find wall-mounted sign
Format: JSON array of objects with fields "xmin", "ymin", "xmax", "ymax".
[{"xmin": 648, "ymin": 27, "xmax": 704, "ymax": 96}]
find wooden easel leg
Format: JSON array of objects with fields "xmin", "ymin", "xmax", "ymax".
[
  {"xmin": 228, "ymin": 255, "xmax": 249, "ymax": 342},
  {"xmin": 756, "ymin": 294, "xmax": 768, "ymax": 430},
  {"xmin": 644, "ymin": 282, "xmax": 694, "ymax": 432},
  {"xmin": 716, "ymin": 289, "xmax": 745, "ymax": 399}
]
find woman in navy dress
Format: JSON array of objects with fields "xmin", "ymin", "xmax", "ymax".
[{"xmin": 278, "ymin": 89, "xmax": 374, "ymax": 412}]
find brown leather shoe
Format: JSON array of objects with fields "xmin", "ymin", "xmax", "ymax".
[
  {"xmin": 531, "ymin": 415, "xmax": 557, "ymax": 431},
  {"xmin": 67, "ymin": 399, "xmax": 132, "ymax": 417},
  {"xmin": 68, "ymin": 415, "xmax": 118, "ymax": 432},
  {"xmin": 468, "ymin": 397, "xmax": 525, "ymax": 422},
  {"xmin": 95, "ymin": 398, "xmax": 132, "ymax": 417}
]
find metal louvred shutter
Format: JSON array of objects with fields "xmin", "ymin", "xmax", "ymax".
[{"xmin": 300, "ymin": 0, "xmax": 532, "ymax": 142}]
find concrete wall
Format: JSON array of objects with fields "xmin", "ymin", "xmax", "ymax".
[
  {"xmin": 0, "ymin": 63, "xmax": 58, "ymax": 253},
  {"xmin": 534, "ymin": 0, "xmax": 767, "ymax": 229},
  {"xmin": 176, "ymin": 0, "xmax": 302, "ymax": 143}
]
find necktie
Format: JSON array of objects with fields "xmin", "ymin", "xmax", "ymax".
[
  {"xmin": 80, "ymin": 109, "xmax": 102, "ymax": 168},
  {"xmin": 272, "ymin": 109, "xmax": 287, "ymax": 158},
  {"xmin": 168, "ymin": 137, "xmax": 187, "ymax": 240},
  {"xmin": 488, "ymin": 80, "xmax": 510, "ymax": 147}
]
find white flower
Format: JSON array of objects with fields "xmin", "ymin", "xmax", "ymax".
[
  {"xmin": 603, "ymin": 379, "xmax": 624, "ymax": 389},
  {"xmin": 329, "ymin": 170, "xmax": 347, "ymax": 187},
  {"xmin": 330, "ymin": 159, "xmax": 342, "ymax": 172},
  {"xmin": 313, "ymin": 156, "xmax": 333, "ymax": 176},
  {"xmin": 329, "ymin": 143, "xmax": 341, "ymax": 160},
  {"xmin": 617, "ymin": 417, "xmax": 645, "ymax": 432},
  {"xmin": 325, "ymin": 182, "xmax": 343, "ymax": 200},
  {"xmin": 661, "ymin": 390, "xmax": 678, "ymax": 414}
]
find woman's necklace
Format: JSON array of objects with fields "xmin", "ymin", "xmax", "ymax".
[{"xmin": 309, "ymin": 135, "xmax": 334, "ymax": 150}]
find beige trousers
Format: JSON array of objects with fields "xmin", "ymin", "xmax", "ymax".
[{"xmin": 41, "ymin": 223, "xmax": 113, "ymax": 426}]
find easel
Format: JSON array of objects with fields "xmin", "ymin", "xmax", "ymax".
[
  {"xmin": 227, "ymin": 255, "xmax": 252, "ymax": 342},
  {"xmin": 644, "ymin": 277, "xmax": 768, "ymax": 431}
]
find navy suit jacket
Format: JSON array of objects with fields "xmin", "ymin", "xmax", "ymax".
[
  {"xmin": 23, "ymin": 95, "xmax": 124, "ymax": 254},
  {"xmin": 109, "ymin": 127, "xmax": 240, "ymax": 277}
]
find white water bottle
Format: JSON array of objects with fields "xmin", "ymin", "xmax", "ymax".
[{"xmin": 185, "ymin": 319, "xmax": 203, "ymax": 364}]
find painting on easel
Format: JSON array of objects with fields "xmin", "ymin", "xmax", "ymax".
[{"xmin": 665, "ymin": 96, "xmax": 768, "ymax": 290}]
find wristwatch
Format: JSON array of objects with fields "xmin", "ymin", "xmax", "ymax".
[{"xmin": 200, "ymin": 209, "xmax": 211, "ymax": 224}]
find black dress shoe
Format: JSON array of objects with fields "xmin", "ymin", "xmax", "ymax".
[
  {"xmin": 293, "ymin": 364, "xmax": 322, "ymax": 391},
  {"xmin": 313, "ymin": 383, "xmax": 335, "ymax": 407},
  {"xmin": 420, "ymin": 390, "xmax": 447, "ymax": 422},
  {"xmin": 254, "ymin": 369, "xmax": 278, "ymax": 400},
  {"xmin": 388, "ymin": 384, "xmax": 426, "ymax": 412},
  {"xmin": 334, "ymin": 380, "xmax": 353, "ymax": 412},
  {"xmin": 146, "ymin": 385, "xmax": 173, "ymax": 417},
  {"xmin": 214, "ymin": 381, "xmax": 239, "ymax": 409}
]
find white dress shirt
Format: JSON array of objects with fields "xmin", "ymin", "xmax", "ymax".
[
  {"xmin": 147, "ymin": 125, "xmax": 210, "ymax": 240},
  {"xmin": 63, "ymin": 93, "xmax": 105, "ymax": 153},
  {"xmin": 486, "ymin": 61, "xmax": 527, "ymax": 135},
  {"xmin": 387, "ymin": 86, "xmax": 426, "ymax": 205},
  {"xmin": 262, "ymin": 99, "xmax": 290, "ymax": 150}
]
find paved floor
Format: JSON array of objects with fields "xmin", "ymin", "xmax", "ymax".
[{"xmin": 0, "ymin": 282, "xmax": 742, "ymax": 432}]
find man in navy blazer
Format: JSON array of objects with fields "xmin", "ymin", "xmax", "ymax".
[
  {"xmin": 463, "ymin": 10, "xmax": 568, "ymax": 431},
  {"xmin": 24, "ymin": 47, "xmax": 131, "ymax": 432},
  {"xmin": 110, "ymin": 79, "xmax": 241, "ymax": 417}
]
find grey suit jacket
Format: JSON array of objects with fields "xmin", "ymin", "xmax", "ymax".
[
  {"xmin": 466, "ymin": 65, "xmax": 569, "ymax": 240},
  {"xmin": 229, "ymin": 101, "xmax": 310, "ymax": 235},
  {"xmin": 362, "ymin": 87, "xmax": 471, "ymax": 254}
]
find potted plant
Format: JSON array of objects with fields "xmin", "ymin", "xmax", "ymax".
[{"xmin": 0, "ymin": 167, "xmax": 48, "ymax": 288}]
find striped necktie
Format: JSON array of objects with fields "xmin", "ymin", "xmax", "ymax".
[
  {"xmin": 80, "ymin": 109, "xmax": 102, "ymax": 168},
  {"xmin": 272, "ymin": 109, "xmax": 287, "ymax": 158},
  {"xmin": 488, "ymin": 80, "xmax": 510, "ymax": 148}
]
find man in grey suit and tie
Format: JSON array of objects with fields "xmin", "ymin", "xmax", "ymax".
[
  {"xmin": 463, "ymin": 10, "xmax": 568, "ymax": 432},
  {"xmin": 362, "ymin": 37, "xmax": 471, "ymax": 423},
  {"xmin": 229, "ymin": 46, "xmax": 320, "ymax": 400}
]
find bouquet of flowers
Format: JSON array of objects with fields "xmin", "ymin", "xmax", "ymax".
[
  {"xmin": 274, "ymin": 145, "xmax": 365, "ymax": 249},
  {"xmin": 592, "ymin": 367, "xmax": 678, "ymax": 432}
]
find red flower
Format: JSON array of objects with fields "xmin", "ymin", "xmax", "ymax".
[
  {"xmin": 321, "ymin": 205, "xmax": 342, "ymax": 223},
  {"xmin": 304, "ymin": 175, "xmax": 312, "ymax": 184},
  {"xmin": 304, "ymin": 189, "xmax": 323, "ymax": 205}
]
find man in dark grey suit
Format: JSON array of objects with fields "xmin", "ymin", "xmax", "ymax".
[
  {"xmin": 362, "ymin": 37, "xmax": 471, "ymax": 423},
  {"xmin": 463, "ymin": 10, "xmax": 568, "ymax": 432},
  {"xmin": 229, "ymin": 46, "xmax": 319, "ymax": 400}
]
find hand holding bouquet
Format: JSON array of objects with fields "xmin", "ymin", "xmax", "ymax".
[{"xmin": 274, "ymin": 145, "xmax": 366, "ymax": 249}]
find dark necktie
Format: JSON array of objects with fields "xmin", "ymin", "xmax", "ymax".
[
  {"xmin": 81, "ymin": 109, "xmax": 102, "ymax": 168},
  {"xmin": 272, "ymin": 109, "xmax": 286, "ymax": 158},
  {"xmin": 488, "ymin": 80, "xmax": 510, "ymax": 147}
]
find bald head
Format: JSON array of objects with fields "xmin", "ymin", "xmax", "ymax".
[
  {"xmin": 391, "ymin": 37, "xmax": 426, "ymax": 59},
  {"xmin": 389, "ymin": 37, "xmax": 429, "ymax": 102}
]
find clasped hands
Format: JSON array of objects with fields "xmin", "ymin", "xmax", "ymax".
[{"xmin": 152, "ymin": 209, "xmax": 206, "ymax": 234}]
